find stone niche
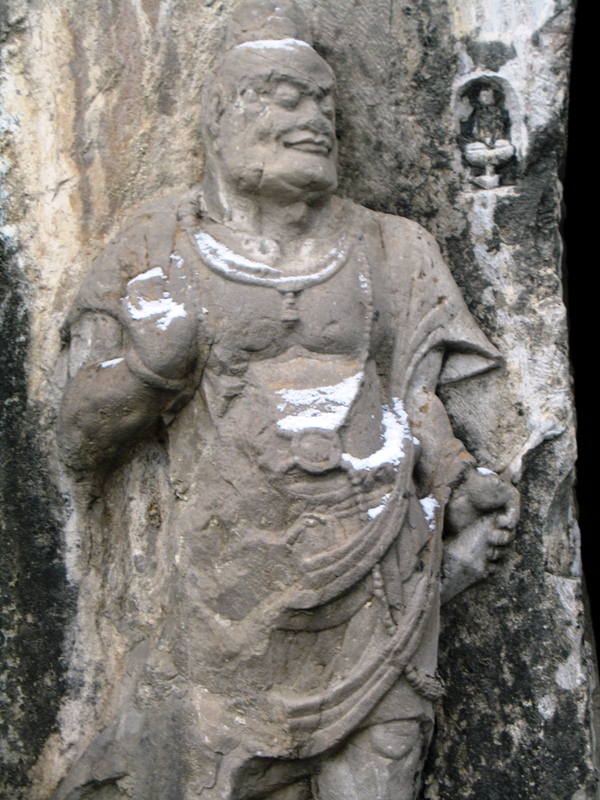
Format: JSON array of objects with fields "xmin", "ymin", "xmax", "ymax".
[{"xmin": 0, "ymin": 1, "xmax": 596, "ymax": 799}]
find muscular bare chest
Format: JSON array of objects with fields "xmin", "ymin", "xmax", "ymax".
[{"xmin": 173, "ymin": 226, "xmax": 392, "ymax": 373}]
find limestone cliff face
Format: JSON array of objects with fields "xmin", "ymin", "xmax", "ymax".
[{"xmin": 1, "ymin": 1, "xmax": 595, "ymax": 798}]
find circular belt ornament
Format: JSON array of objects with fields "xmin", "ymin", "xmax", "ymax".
[{"xmin": 291, "ymin": 429, "xmax": 343, "ymax": 474}]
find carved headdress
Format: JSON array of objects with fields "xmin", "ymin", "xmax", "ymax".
[{"xmin": 224, "ymin": 0, "xmax": 313, "ymax": 50}]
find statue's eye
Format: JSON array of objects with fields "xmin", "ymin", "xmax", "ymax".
[{"xmin": 273, "ymin": 84, "xmax": 301, "ymax": 109}]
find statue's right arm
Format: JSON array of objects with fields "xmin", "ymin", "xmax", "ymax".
[
  {"xmin": 59, "ymin": 312, "xmax": 186, "ymax": 472},
  {"xmin": 59, "ymin": 202, "xmax": 202, "ymax": 471}
]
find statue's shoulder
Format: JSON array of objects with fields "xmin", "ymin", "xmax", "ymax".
[
  {"xmin": 367, "ymin": 206, "xmax": 440, "ymax": 256},
  {"xmin": 103, "ymin": 189, "xmax": 191, "ymax": 251},
  {"xmin": 343, "ymin": 200, "xmax": 439, "ymax": 259},
  {"xmin": 72, "ymin": 189, "xmax": 194, "ymax": 321},
  {"xmin": 341, "ymin": 199, "xmax": 445, "ymax": 278},
  {"xmin": 343, "ymin": 200, "xmax": 500, "ymax": 370}
]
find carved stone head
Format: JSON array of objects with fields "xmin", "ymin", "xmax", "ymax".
[{"xmin": 200, "ymin": 0, "xmax": 338, "ymax": 206}]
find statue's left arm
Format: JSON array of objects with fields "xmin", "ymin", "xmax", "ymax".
[
  {"xmin": 378, "ymin": 212, "xmax": 520, "ymax": 601},
  {"xmin": 406, "ymin": 349, "xmax": 519, "ymax": 603}
]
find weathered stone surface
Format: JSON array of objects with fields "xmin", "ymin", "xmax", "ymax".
[{"xmin": 0, "ymin": 0, "xmax": 595, "ymax": 798}]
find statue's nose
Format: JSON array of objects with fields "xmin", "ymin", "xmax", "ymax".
[{"xmin": 298, "ymin": 98, "xmax": 334, "ymax": 135}]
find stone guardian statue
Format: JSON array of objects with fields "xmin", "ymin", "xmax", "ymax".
[{"xmin": 56, "ymin": 2, "xmax": 520, "ymax": 798}]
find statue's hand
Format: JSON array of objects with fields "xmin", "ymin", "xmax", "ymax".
[
  {"xmin": 441, "ymin": 468, "xmax": 520, "ymax": 604},
  {"xmin": 120, "ymin": 256, "xmax": 199, "ymax": 381},
  {"xmin": 446, "ymin": 467, "xmax": 519, "ymax": 537}
]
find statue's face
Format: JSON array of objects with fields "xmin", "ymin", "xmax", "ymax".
[
  {"xmin": 479, "ymin": 89, "xmax": 495, "ymax": 107},
  {"xmin": 212, "ymin": 42, "xmax": 338, "ymax": 203}
]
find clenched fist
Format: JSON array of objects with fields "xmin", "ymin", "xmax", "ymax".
[
  {"xmin": 121, "ymin": 251, "xmax": 200, "ymax": 381},
  {"xmin": 441, "ymin": 467, "xmax": 520, "ymax": 603}
]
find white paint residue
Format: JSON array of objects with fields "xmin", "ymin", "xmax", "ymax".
[
  {"xmin": 358, "ymin": 273, "xmax": 368, "ymax": 291},
  {"xmin": 342, "ymin": 398, "xmax": 411, "ymax": 471},
  {"xmin": 367, "ymin": 506, "xmax": 383, "ymax": 520},
  {"xmin": 276, "ymin": 372, "xmax": 363, "ymax": 432},
  {"xmin": 170, "ymin": 253, "xmax": 184, "ymax": 268},
  {"xmin": 126, "ymin": 297, "xmax": 187, "ymax": 331},
  {"xmin": 236, "ymin": 37, "xmax": 313, "ymax": 52},
  {"xmin": 367, "ymin": 493, "xmax": 391, "ymax": 520},
  {"xmin": 127, "ymin": 266, "xmax": 166, "ymax": 285},
  {"xmin": 194, "ymin": 231, "xmax": 281, "ymax": 275},
  {"xmin": 419, "ymin": 495, "xmax": 440, "ymax": 531},
  {"xmin": 477, "ymin": 467, "xmax": 497, "ymax": 476},
  {"xmin": 99, "ymin": 357, "xmax": 123, "ymax": 369}
]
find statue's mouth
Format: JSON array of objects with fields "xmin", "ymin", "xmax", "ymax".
[{"xmin": 283, "ymin": 136, "xmax": 332, "ymax": 155}]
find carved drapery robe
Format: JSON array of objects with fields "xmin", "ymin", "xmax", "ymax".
[{"xmin": 56, "ymin": 192, "xmax": 500, "ymax": 799}]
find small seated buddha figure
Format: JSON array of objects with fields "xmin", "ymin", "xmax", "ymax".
[{"xmin": 462, "ymin": 86, "xmax": 516, "ymax": 189}]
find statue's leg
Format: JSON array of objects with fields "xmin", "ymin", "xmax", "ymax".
[{"xmin": 313, "ymin": 719, "xmax": 431, "ymax": 800}]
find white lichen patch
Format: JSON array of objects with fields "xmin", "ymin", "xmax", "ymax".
[
  {"xmin": 343, "ymin": 398, "xmax": 412, "ymax": 471},
  {"xmin": 367, "ymin": 493, "xmax": 391, "ymax": 520},
  {"xmin": 126, "ymin": 296, "xmax": 187, "ymax": 331},
  {"xmin": 276, "ymin": 372, "xmax": 363, "ymax": 432},
  {"xmin": 477, "ymin": 467, "xmax": 497, "ymax": 476},
  {"xmin": 419, "ymin": 495, "xmax": 440, "ymax": 531},
  {"xmin": 128, "ymin": 266, "xmax": 167, "ymax": 284},
  {"xmin": 99, "ymin": 357, "xmax": 124, "ymax": 369},
  {"xmin": 235, "ymin": 37, "xmax": 313, "ymax": 52}
]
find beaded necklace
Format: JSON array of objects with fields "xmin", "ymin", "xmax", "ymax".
[{"xmin": 184, "ymin": 208, "xmax": 357, "ymax": 324}]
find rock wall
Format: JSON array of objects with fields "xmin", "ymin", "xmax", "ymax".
[{"xmin": 0, "ymin": 1, "xmax": 596, "ymax": 797}]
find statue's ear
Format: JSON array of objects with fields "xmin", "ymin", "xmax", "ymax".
[{"xmin": 205, "ymin": 86, "xmax": 226, "ymax": 145}]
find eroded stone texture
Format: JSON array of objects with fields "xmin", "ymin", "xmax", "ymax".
[{"xmin": 0, "ymin": 0, "xmax": 595, "ymax": 798}]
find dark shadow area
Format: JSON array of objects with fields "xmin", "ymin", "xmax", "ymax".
[
  {"xmin": 0, "ymin": 237, "xmax": 74, "ymax": 796},
  {"xmin": 564, "ymin": 0, "xmax": 597, "ymax": 646}
]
